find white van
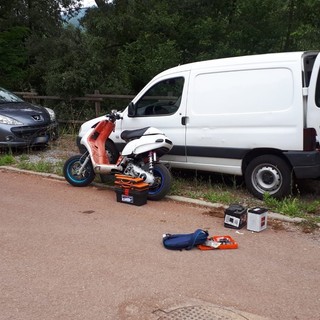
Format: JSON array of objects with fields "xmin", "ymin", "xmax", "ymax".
[{"xmin": 78, "ymin": 51, "xmax": 320, "ymax": 199}]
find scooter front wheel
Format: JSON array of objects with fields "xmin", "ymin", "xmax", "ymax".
[
  {"xmin": 63, "ymin": 155, "xmax": 95, "ymax": 187},
  {"xmin": 148, "ymin": 163, "xmax": 172, "ymax": 201}
]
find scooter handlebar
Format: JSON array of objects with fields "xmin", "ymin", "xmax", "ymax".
[{"xmin": 106, "ymin": 110, "xmax": 121, "ymax": 121}]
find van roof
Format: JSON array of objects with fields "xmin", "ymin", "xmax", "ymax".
[{"xmin": 155, "ymin": 51, "xmax": 318, "ymax": 78}]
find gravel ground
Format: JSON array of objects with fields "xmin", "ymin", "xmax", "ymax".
[{"xmin": 12, "ymin": 135, "xmax": 79, "ymax": 165}]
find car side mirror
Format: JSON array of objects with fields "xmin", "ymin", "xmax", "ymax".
[{"xmin": 127, "ymin": 102, "xmax": 136, "ymax": 117}]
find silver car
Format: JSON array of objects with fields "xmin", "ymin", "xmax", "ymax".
[{"xmin": 0, "ymin": 87, "xmax": 58, "ymax": 148}]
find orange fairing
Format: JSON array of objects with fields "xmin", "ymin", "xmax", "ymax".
[{"xmin": 87, "ymin": 120, "xmax": 114, "ymax": 165}]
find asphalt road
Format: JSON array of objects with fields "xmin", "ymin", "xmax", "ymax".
[{"xmin": 1, "ymin": 169, "xmax": 319, "ymax": 320}]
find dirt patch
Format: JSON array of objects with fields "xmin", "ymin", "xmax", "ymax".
[
  {"xmin": 202, "ymin": 207, "xmax": 225, "ymax": 219},
  {"xmin": 268, "ymin": 219, "xmax": 288, "ymax": 231}
]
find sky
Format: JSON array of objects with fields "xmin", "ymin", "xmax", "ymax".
[{"xmin": 81, "ymin": 0, "xmax": 96, "ymax": 8}]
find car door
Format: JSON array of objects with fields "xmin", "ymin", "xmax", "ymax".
[{"xmin": 114, "ymin": 72, "xmax": 190, "ymax": 163}]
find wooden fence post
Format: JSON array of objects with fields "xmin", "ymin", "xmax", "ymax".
[
  {"xmin": 94, "ymin": 90, "xmax": 101, "ymax": 116},
  {"xmin": 30, "ymin": 88, "xmax": 38, "ymax": 104}
]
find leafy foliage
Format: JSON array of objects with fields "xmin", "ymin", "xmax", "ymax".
[
  {"xmin": 0, "ymin": 26, "xmax": 29, "ymax": 89},
  {"xmin": 1, "ymin": 0, "xmax": 320, "ymax": 116},
  {"xmin": 0, "ymin": 0, "xmax": 81, "ymax": 91}
]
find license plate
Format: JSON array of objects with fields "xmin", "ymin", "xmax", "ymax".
[{"xmin": 33, "ymin": 136, "xmax": 49, "ymax": 144}]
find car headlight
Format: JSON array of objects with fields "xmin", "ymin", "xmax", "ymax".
[
  {"xmin": 0, "ymin": 115, "xmax": 23, "ymax": 125},
  {"xmin": 45, "ymin": 107, "xmax": 56, "ymax": 121}
]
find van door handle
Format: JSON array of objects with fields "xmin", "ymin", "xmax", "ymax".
[{"xmin": 181, "ymin": 116, "xmax": 188, "ymax": 125}]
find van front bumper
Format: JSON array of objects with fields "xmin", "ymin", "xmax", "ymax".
[{"xmin": 285, "ymin": 150, "xmax": 320, "ymax": 179}]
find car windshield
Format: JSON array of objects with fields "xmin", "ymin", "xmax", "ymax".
[{"xmin": 0, "ymin": 87, "xmax": 24, "ymax": 103}]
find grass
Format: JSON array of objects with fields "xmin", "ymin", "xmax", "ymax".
[
  {"xmin": 16, "ymin": 159, "xmax": 64, "ymax": 175},
  {"xmin": 170, "ymin": 170, "xmax": 320, "ymax": 226},
  {"xmin": 0, "ymin": 153, "xmax": 16, "ymax": 166},
  {"xmin": 263, "ymin": 193, "xmax": 320, "ymax": 227},
  {"xmin": 170, "ymin": 171, "xmax": 251, "ymax": 205},
  {"xmin": 170, "ymin": 177, "xmax": 240, "ymax": 204}
]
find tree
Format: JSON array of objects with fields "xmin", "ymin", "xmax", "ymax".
[
  {"xmin": 0, "ymin": 0, "xmax": 82, "ymax": 90},
  {"xmin": 43, "ymin": 26, "xmax": 95, "ymax": 96},
  {"xmin": 0, "ymin": 26, "xmax": 29, "ymax": 89},
  {"xmin": 2, "ymin": 0, "xmax": 320, "ymax": 98}
]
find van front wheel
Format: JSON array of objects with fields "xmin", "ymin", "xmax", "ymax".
[{"xmin": 244, "ymin": 155, "xmax": 292, "ymax": 200}]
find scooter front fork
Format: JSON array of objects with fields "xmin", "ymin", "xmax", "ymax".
[{"xmin": 78, "ymin": 153, "xmax": 91, "ymax": 175}]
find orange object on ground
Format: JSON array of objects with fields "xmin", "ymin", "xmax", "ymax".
[
  {"xmin": 114, "ymin": 174, "xmax": 149, "ymax": 190},
  {"xmin": 197, "ymin": 235, "xmax": 238, "ymax": 250},
  {"xmin": 114, "ymin": 174, "xmax": 149, "ymax": 206}
]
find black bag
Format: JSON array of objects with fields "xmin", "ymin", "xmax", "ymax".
[{"xmin": 162, "ymin": 229, "xmax": 209, "ymax": 250}]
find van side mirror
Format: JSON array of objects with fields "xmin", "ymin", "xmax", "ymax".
[{"xmin": 128, "ymin": 102, "xmax": 136, "ymax": 117}]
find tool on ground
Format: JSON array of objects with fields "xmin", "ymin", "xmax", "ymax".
[
  {"xmin": 197, "ymin": 235, "xmax": 238, "ymax": 250},
  {"xmin": 114, "ymin": 174, "xmax": 149, "ymax": 206}
]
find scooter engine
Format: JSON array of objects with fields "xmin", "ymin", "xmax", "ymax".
[{"xmin": 123, "ymin": 163, "xmax": 155, "ymax": 184}]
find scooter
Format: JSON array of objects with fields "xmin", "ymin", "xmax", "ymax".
[{"xmin": 63, "ymin": 110, "xmax": 173, "ymax": 200}]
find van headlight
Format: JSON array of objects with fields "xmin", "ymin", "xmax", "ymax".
[{"xmin": 45, "ymin": 107, "xmax": 56, "ymax": 121}]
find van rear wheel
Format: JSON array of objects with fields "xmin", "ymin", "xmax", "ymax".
[{"xmin": 245, "ymin": 155, "xmax": 292, "ymax": 200}]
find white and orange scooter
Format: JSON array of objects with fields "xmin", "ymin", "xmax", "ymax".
[{"xmin": 63, "ymin": 110, "xmax": 173, "ymax": 200}]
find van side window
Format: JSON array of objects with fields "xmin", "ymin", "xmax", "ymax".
[{"xmin": 135, "ymin": 77, "xmax": 184, "ymax": 116}]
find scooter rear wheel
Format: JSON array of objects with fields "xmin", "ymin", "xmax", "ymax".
[
  {"xmin": 148, "ymin": 163, "xmax": 171, "ymax": 201},
  {"xmin": 63, "ymin": 155, "xmax": 95, "ymax": 187}
]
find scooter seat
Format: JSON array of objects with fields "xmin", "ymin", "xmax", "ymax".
[{"xmin": 121, "ymin": 127, "xmax": 150, "ymax": 141}]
